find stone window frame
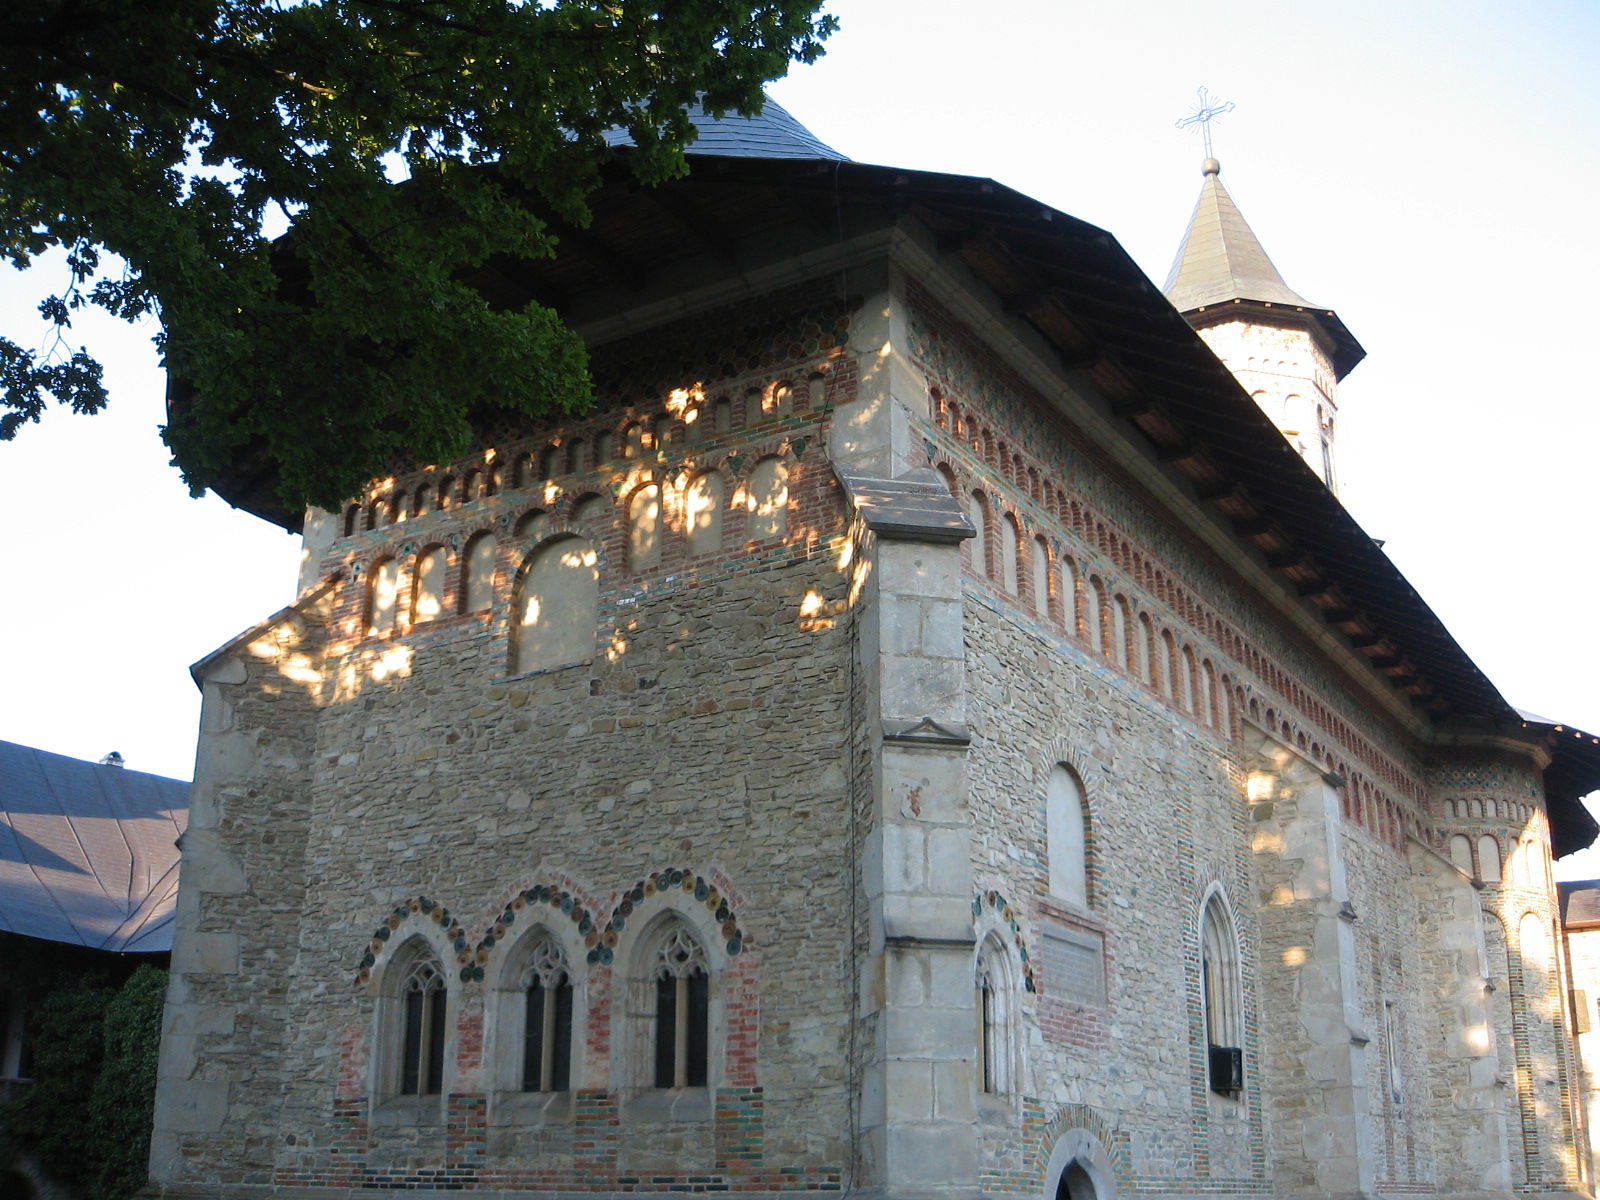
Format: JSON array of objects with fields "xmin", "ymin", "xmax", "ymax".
[
  {"xmin": 973, "ymin": 911, "xmax": 1028, "ymax": 1111},
  {"xmin": 1199, "ymin": 886, "xmax": 1245, "ymax": 1100},
  {"xmin": 410, "ymin": 543, "xmax": 450, "ymax": 626},
  {"xmin": 651, "ymin": 923, "xmax": 710, "ymax": 1088},
  {"xmin": 370, "ymin": 932, "xmax": 454, "ymax": 1125},
  {"xmin": 366, "ymin": 555, "xmax": 401, "ymax": 638},
  {"xmin": 1045, "ymin": 763, "xmax": 1091, "ymax": 911},
  {"xmin": 508, "ymin": 533, "xmax": 600, "ymax": 677},
  {"xmin": 614, "ymin": 893, "xmax": 732, "ymax": 1122},
  {"xmin": 487, "ymin": 920, "xmax": 588, "ymax": 1124}
]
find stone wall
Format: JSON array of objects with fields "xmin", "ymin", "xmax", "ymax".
[
  {"xmin": 153, "ymin": 285, "xmax": 870, "ymax": 1195},
  {"xmin": 898, "ymin": 284, "xmax": 1576, "ymax": 1200},
  {"xmin": 150, "ymin": 248, "xmax": 1588, "ymax": 1200}
]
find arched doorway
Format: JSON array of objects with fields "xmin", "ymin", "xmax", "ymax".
[
  {"xmin": 1042, "ymin": 1124, "xmax": 1115, "ymax": 1200},
  {"xmin": 1057, "ymin": 1160, "xmax": 1097, "ymax": 1200}
]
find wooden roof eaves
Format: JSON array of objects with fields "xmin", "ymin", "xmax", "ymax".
[{"xmin": 884, "ymin": 185, "xmax": 1506, "ymax": 732}]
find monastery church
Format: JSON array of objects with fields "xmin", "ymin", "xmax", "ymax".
[{"xmin": 148, "ymin": 100, "xmax": 1600, "ymax": 1200}]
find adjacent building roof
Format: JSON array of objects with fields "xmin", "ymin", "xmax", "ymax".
[
  {"xmin": 0, "ymin": 740, "xmax": 188, "ymax": 953},
  {"xmin": 603, "ymin": 95, "xmax": 848, "ymax": 161},
  {"xmin": 1560, "ymin": 880, "xmax": 1600, "ymax": 928},
  {"xmin": 1164, "ymin": 158, "xmax": 1365, "ymax": 380}
]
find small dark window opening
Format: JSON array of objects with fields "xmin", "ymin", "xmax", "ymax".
[
  {"xmin": 523, "ymin": 977, "xmax": 574, "ymax": 1092},
  {"xmin": 979, "ymin": 982, "xmax": 997, "ymax": 1093},
  {"xmin": 653, "ymin": 967, "xmax": 709, "ymax": 1088},
  {"xmin": 400, "ymin": 966, "xmax": 446, "ymax": 1095},
  {"xmin": 1208, "ymin": 1044, "xmax": 1243, "ymax": 1094}
]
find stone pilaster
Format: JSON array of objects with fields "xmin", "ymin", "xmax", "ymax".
[
  {"xmin": 150, "ymin": 586, "xmax": 334, "ymax": 1186},
  {"xmin": 1406, "ymin": 839, "xmax": 1513, "ymax": 1195},
  {"xmin": 835, "ymin": 277, "xmax": 980, "ymax": 1200},
  {"xmin": 1245, "ymin": 728, "xmax": 1374, "ymax": 1200}
]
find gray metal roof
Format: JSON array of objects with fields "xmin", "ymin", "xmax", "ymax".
[
  {"xmin": 1163, "ymin": 158, "xmax": 1366, "ymax": 380},
  {"xmin": 1164, "ymin": 158, "xmax": 1312, "ymax": 310},
  {"xmin": 603, "ymin": 95, "xmax": 847, "ymax": 161},
  {"xmin": 0, "ymin": 740, "xmax": 187, "ymax": 953}
]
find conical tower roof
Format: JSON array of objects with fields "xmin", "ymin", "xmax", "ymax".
[{"xmin": 1164, "ymin": 158, "xmax": 1364, "ymax": 379}]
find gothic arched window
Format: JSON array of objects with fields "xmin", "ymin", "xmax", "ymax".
[
  {"xmin": 520, "ymin": 934, "xmax": 574, "ymax": 1093},
  {"xmin": 1201, "ymin": 895, "xmax": 1243, "ymax": 1096},
  {"xmin": 652, "ymin": 922, "xmax": 709, "ymax": 1089},
  {"xmin": 975, "ymin": 936, "xmax": 1015, "ymax": 1094},
  {"xmin": 385, "ymin": 941, "xmax": 447, "ymax": 1098}
]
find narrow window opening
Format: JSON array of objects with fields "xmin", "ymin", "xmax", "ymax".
[
  {"xmin": 651, "ymin": 924, "xmax": 709, "ymax": 1088},
  {"xmin": 520, "ymin": 936, "xmax": 574, "ymax": 1092},
  {"xmin": 398, "ymin": 956, "xmax": 446, "ymax": 1096},
  {"xmin": 1202, "ymin": 896, "xmax": 1242, "ymax": 1096}
]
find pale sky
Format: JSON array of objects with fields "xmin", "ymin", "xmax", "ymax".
[{"xmin": 2, "ymin": 0, "xmax": 1597, "ymax": 868}]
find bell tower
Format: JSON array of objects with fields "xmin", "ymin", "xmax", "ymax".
[{"xmin": 1164, "ymin": 158, "xmax": 1364, "ymax": 493}]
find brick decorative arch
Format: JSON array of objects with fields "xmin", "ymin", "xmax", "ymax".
[
  {"xmin": 353, "ymin": 894, "xmax": 469, "ymax": 987},
  {"xmin": 974, "ymin": 889, "xmax": 1036, "ymax": 993},
  {"xmin": 596, "ymin": 866, "xmax": 747, "ymax": 967}
]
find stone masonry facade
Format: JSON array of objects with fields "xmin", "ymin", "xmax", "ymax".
[{"xmin": 152, "ymin": 226, "xmax": 1591, "ymax": 1200}]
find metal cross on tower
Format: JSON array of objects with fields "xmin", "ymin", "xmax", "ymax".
[{"xmin": 1175, "ymin": 87, "xmax": 1235, "ymax": 159}]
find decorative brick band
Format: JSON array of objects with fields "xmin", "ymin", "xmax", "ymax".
[
  {"xmin": 354, "ymin": 894, "xmax": 468, "ymax": 986},
  {"xmin": 597, "ymin": 866, "xmax": 747, "ymax": 966},
  {"xmin": 976, "ymin": 889, "xmax": 1037, "ymax": 993},
  {"xmin": 355, "ymin": 869, "xmax": 750, "ymax": 985},
  {"xmin": 469, "ymin": 881, "xmax": 601, "ymax": 981}
]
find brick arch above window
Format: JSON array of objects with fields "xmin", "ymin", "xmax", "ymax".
[
  {"xmin": 596, "ymin": 866, "xmax": 748, "ymax": 970},
  {"xmin": 355, "ymin": 894, "xmax": 473, "ymax": 987},
  {"xmin": 972, "ymin": 889, "xmax": 1037, "ymax": 995}
]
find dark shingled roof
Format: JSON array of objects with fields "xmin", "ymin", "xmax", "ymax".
[
  {"xmin": 0, "ymin": 740, "xmax": 187, "ymax": 952},
  {"xmin": 603, "ymin": 95, "xmax": 848, "ymax": 161},
  {"xmin": 1164, "ymin": 159, "xmax": 1365, "ymax": 380},
  {"xmin": 178, "ymin": 100, "xmax": 1599, "ymax": 855}
]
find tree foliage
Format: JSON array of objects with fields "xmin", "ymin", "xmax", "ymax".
[
  {"xmin": 0, "ymin": 970, "xmax": 114, "ymax": 1192},
  {"xmin": 89, "ymin": 965, "xmax": 168, "ymax": 1200},
  {"xmin": 0, "ymin": 961, "xmax": 168, "ymax": 1199},
  {"xmin": 1, "ymin": 0, "xmax": 834, "ymax": 512}
]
